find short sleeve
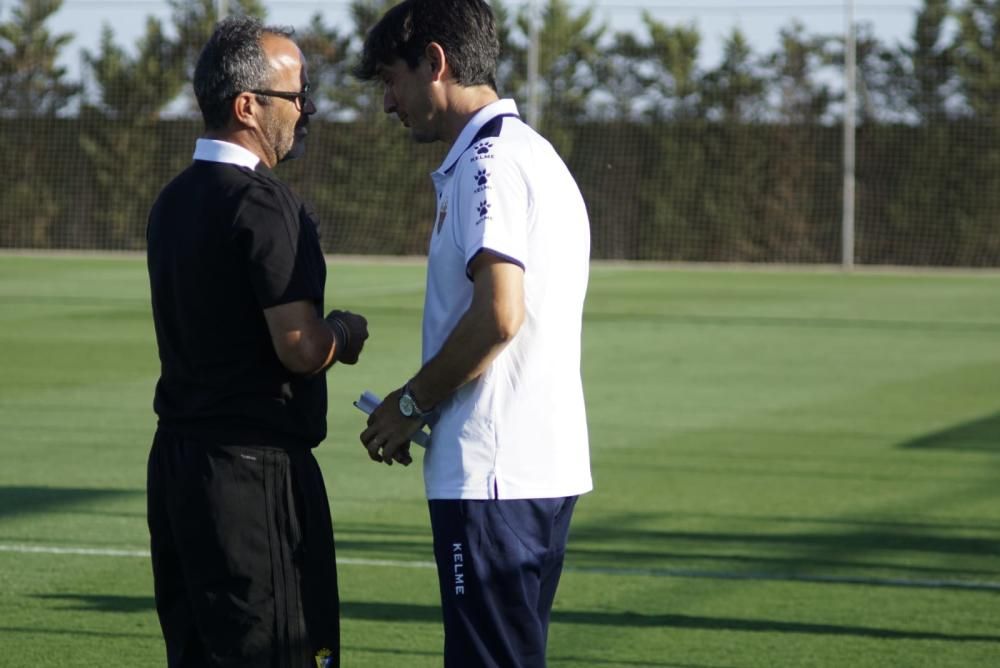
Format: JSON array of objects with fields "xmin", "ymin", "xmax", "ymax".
[
  {"xmin": 233, "ymin": 180, "xmax": 324, "ymax": 309},
  {"xmin": 453, "ymin": 142, "xmax": 529, "ymax": 279}
]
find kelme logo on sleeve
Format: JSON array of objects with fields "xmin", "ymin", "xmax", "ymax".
[{"xmin": 477, "ymin": 201, "xmax": 491, "ymax": 222}]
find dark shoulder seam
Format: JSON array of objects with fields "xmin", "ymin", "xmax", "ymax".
[
  {"xmin": 468, "ymin": 113, "xmax": 518, "ymax": 150},
  {"xmin": 443, "ymin": 113, "xmax": 520, "ymax": 175}
]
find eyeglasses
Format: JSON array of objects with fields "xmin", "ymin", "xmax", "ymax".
[{"xmin": 249, "ymin": 83, "xmax": 312, "ymax": 111}]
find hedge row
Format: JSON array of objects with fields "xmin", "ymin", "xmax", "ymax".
[{"xmin": 2, "ymin": 117, "xmax": 997, "ymax": 266}]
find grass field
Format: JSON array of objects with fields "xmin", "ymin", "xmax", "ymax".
[{"xmin": 1, "ymin": 255, "xmax": 999, "ymax": 667}]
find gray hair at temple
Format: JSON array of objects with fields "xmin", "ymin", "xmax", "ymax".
[{"xmin": 193, "ymin": 15, "xmax": 295, "ymax": 130}]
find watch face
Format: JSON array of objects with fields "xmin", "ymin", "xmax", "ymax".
[{"xmin": 399, "ymin": 393, "xmax": 415, "ymax": 417}]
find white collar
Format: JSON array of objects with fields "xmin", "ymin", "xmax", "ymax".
[
  {"xmin": 193, "ymin": 138, "xmax": 260, "ymax": 169},
  {"xmin": 435, "ymin": 98, "xmax": 519, "ymax": 176}
]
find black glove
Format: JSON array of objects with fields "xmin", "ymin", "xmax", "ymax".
[{"xmin": 325, "ymin": 309, "xmax": 369, "ymax": 365}]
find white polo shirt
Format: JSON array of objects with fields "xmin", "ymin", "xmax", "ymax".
[{"xmin": 422, "ymin": 99, "xmax": 592, "ymax": 501}]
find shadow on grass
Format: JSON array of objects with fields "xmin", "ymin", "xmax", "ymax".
[
  {"xmin": 551, "ymin": 658, "xmax": 735, "ymax": 668},
  {"xmin": 33, "ymin": 596, "xmax": 1000, "ymax": 644},
  {"xmin": 347, "ymin": 644, "xmax": 734, "ymax": 668},
  {"xmin": 553, "ymin": 610, "xmax": 1000, "ymax": 643},
  {"xmin": 0, "ymin": 486, "xmax": 142, "ymax": 520},
  {"xmin": 901, "ymin": 412, "xmax": 1000, "ymax": 454},
  {"xmin": 35, "ymin": 593, "xmax": 154, "ymax": 613},
  {"xmin": 345, "ymin": 602, "xmax": 1000, "ymax": 642},
  {"xmin": 565, "ymin": 512, "xmax": 1000, "ymax": 591},
  {"xmin": 352, "ymin": 644, "xmax": 730, "ymax": 668},
  {"xmin": 347, "ymin": 646, "xmax": 730, "ymax": 668}
]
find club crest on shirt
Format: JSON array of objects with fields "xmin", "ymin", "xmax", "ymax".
[
  {"xmin": 315, "ymin": 648, "xmax": 334, "ymax": 668},
  {"xmin": 436, "ymin": 200, "xmax": 448, "ymax": 234}
]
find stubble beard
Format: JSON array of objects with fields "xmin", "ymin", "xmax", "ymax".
[
  {"xmin": 409, "ymin": 122, "xmax": 439, "ymax": 144},
  {"xmin": 264, "ymin": 112, "xmax": 300, "ymax": 164}
]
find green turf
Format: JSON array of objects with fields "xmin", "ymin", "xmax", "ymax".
[{"xmin": 1, "ymin": 255, "xmax": 999, "ymax": 667}]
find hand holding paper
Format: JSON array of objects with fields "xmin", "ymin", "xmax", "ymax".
[{"xmin": 354, "ymin": 391, "xmax": 430, "ymax": 448}]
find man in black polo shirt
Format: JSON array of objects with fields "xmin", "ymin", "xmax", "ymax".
[{"xmin": 145, "ymin": 16, "xmax": 365, "ymax": 668}]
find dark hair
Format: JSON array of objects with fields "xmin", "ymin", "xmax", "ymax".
[
  {"xmin": 354, "ymin": 0, "xmax": 499, "ymax": 90},
  {"xmin": 193, "ymin": 15, "xmax": 295, "ymax": 130}
]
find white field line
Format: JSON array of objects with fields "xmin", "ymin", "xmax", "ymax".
[
  {"xmin": 2, "ymin": 542, "xmax": 999, "ymax": 592},
  {"xmin": 0, "ymin": 543, "xmax": 435, "ymax": 568},
  {"xmin": 567, "ymin": 565, "xmax": 1000, "ymax": 592},
  {"xmin": 0, "ymin": 543, "xmax": 150, "ymax": 558}
]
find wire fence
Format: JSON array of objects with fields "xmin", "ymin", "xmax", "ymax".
[{"xmin": 3, "ymin": 0, "xmax": 998, "ymax": 266}]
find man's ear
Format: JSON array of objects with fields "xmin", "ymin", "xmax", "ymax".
[
  {"xmin": 424, "ymin": 42, "xmax": 448, "ymax": 82},
  {"xmin": 231, "ymin": 92, "xmax": 258, "ymax": 128}
]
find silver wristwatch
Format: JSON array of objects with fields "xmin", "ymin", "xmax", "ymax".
[{"xmin": 398, "ymin": 383, "xmax": 428, "ymax": 419}]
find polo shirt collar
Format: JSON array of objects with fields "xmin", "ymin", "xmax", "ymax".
[
  {"xmin": 193, "ymin": 138, "xmax": 261, "ymax": 169},
  {"xmin": 435, "ymin": 98, "xmax": 519, "ymax": 176}
]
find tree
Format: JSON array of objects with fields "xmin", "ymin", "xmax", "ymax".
[
  {"xmin": 172, "ymin": 0, "xmax": 266, "ymax": 70},
  {"xmin": 81, "ymin": 0, "xmax": 267, "ymax": 119},
  {"xmin": 828, "ymin": 22, "xmax": 905, "ymax": 124},
  {"xmin": 502, "ymin": 0, "xmax": 606, "ymax": 128},
  {"xmin": 953, "ymin": 0, "xmax": 1000, "ymax": 122},
  {"xmin": 700, "ymin": 28, "xmax": 767, "ymax": 122},
  {"xmin": 492, "ymin": 0, "xmax": 517, "ymax": 98},
  {"xmin": 765, "ymin": 21, "xmax": 835, "ymax": 124},
  {"xmin": 281, "ymin": 0, "xmax": 451, "ymax": 254},
  {"xmin": 906, "ymin": 0, "xmax": 955, "ymax": 121},
  {"xmin": 0, "ymin": 0, "xmax": 78, "ymax": 248},
  {"xmin": 169, "ymin": 0, "xmax": 266, "ymax": 112},
  {"xmin": 80, "ymin": 19, "xmax": 190, "ymax": 248},
  {"xmin": 296, "ymin": 13, "xmax": 356, "ymax": 120},
  {"xmin": 593, "ymin": 13, "xmax": 703, "ymax": 121},
  {"xmin": 590, "ymin": 30, "xmax": 651, "ymax": 121},
  {"xmin": 639, "ymin": 13, "xmax": 701, "ymax": 121},
  {"xmin": 297, "ymin": 0, "xmax": 400, "ymax": 120},
  {"xmin": 83, "ymin": 20, "xmax": 185, "ymax": 119},
  {"xmin": 878, "ymin": 0, "xmax": 955, "ymax": 122},
  {"xmin": 0, "ymin": 0, "xmax": 78, "ymax": 117},
  {"xmin": 853, "ymin": 24, "xmax": 905, "ymax": 123}
]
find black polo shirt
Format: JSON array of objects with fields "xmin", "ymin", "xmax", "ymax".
[{"xmin": 147, "ymin": 159, "xmax": 327, "ymax": 448}]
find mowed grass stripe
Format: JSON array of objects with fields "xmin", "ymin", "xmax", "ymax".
[
  {"xmin": 5, "ymin": 542, "xmax": 1000, "ymax": 593},
  {"xmin": 2, "ymin": 256, "xmax": 999, "ymax": 668}
]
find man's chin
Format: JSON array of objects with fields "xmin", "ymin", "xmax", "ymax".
[
  {"xmin": 410, "ymin": 128, "xmax": 436, "ymax": 144},
  {"xmin": 278, "ymin": 141, "xmax": 306, "ymax": 163}
]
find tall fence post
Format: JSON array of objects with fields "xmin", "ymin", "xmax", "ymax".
[
  {"xmin": 526, "ymin": 0, "xmax": 540, "ymax": 128},
  {"xmin": 842, "ymin": 0, "xmax": 856, "ymax": 270}
]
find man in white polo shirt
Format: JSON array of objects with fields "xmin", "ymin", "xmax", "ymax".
[{"xmin": 355, "ymin": 0, "xmax": 592, "ymax": 665}]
